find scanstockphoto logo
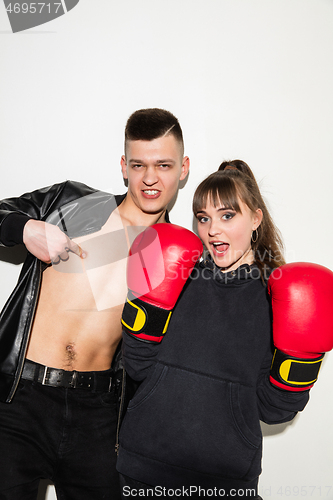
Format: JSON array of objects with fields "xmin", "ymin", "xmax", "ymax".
[{"xmin": 3, "ymin": 0, "xmax": 80, "ymax": 33}]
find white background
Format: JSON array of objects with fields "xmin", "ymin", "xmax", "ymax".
[{"xmin": 0, "ymin": 1, "xmax": 333, "ymax": 499}]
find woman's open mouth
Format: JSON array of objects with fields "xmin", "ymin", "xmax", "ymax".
[{"xmin": 210, "ymin": 241, "xmax": 229, "ymax": 256}]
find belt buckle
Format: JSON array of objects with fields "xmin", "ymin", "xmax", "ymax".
[
  {"xmin": 41, "ymin": 366, "xmax": 50, "ymax": 385},
  {"xmin": 69, "ymin": 370, "xmax": 78, "ymax": 389}
]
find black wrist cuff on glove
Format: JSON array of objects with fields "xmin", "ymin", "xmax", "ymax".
[
  {"xmin": 121, "ymin": 293, "xmax": 172, "ymax": 343},
  {"xmin": 270, "ymin": 349, "xmax": 324, "ymax": 389}
]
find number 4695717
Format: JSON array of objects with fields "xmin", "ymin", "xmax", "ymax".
[
  {"xmin": 6, "ymin": 3, "xmax": 62, "ymax": 14},
  {"xmin": 277, "ymin": 486, "xmax": 332, "ymax": 497}
]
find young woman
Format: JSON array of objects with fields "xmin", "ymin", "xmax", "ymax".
[{"xmin": 116, "ymin": 163, "xmax": 310, "ymax": 498}]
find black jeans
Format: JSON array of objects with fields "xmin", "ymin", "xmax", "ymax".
[{"xmin": 0, "ymin": 377, "xmax": 121, "ymax": 500}]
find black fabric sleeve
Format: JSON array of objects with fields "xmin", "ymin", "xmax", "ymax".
[
  {"xmin": 122, "ymin": 330, "xmax": 160, "ymax": 382},
  {"xmin": 0, "ymin": 213, "xmax": 32, "ymax": 246},
  {"xmin": 256, "ymin": 346, "xmax": 310, "ymax": 424},
  {"xmin": 0, "ymin": 182, "xmax": 66, "ymax": 247},
  {"xmin": 0, "ymin": 180, "xmax": 98, "ymax": 247},
  {"xmin": 257, "ymin": 374, "xmax": 309, "ymax": 424}
]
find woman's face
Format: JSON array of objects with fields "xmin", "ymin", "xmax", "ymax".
[{"xmin": 196, "ymin": 197, "xmax": 262, "ymax": 272}]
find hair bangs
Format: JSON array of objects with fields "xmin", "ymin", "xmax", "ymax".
[{"xmin": 193, "ymin": 172, "xmax": 241, "ymax": 216}]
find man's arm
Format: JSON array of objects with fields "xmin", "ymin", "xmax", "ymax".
[
  {"xmin": 22, "ymin": 220, "xmax": 83, "ymax": 263},
  {"xmin": 0, "ymin": 181, "xmax": 86, "ymax": 262}
]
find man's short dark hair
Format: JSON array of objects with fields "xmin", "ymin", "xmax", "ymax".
[{"xmin": 124, "ymin": 108, "xmax": 184, "ymax": 156}]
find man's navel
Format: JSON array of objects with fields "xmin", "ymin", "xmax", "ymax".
[{"xmin": 65, "ymin": 343, "xmax": 76, "ymax": 367}]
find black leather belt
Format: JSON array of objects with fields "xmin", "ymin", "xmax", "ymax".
[{"xmin": 21, "ymin": 359, "xmax": 114, "ymax": 392}]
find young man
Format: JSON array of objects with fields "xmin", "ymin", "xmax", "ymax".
[{"xmin": 0, "ymin": 108, "xmax": 189, "ymax": 500}]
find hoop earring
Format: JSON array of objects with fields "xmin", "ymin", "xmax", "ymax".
[{"xmin": 251, "ymin": 228, "xmax": 258, "ymax": 243}]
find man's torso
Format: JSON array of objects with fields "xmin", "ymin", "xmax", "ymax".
[{"xmin": 27, "ymin": 207, "xmax": 142, "ymax": 371}]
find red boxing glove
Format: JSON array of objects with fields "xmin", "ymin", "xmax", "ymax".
[
  {"xmin": 121, "ymin": 223, "xmax": 203, "ymax": 343},
  {"xmin": 268, "ymin": 262, "xmax": 333, "ymax": 391}
]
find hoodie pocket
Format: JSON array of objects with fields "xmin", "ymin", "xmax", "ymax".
[
  {"xmin": 127, "ymin": 362, "xmax": 168, "ymax": 410},
  {"xmin": 120, "ymin": 364, "xmax": 262, "ymax": 480}
]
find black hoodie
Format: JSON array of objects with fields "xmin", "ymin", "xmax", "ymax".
[{"xmin": 117, "ymin": 259, "xmax": 309, "ymax": 492}]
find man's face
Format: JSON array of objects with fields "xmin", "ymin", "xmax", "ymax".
[{"xmin": 121, "ymin": 135, "xmax": 189, "ymax": 216}]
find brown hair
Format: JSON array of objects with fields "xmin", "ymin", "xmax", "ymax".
[
  {"xmin": 193, "ymin": 167, "xmax": 285, "ymax": 280},
  {"xmin": 124, "ymin": 108, "xmax": 184, "ymax": 157},
  {"xmin": 218, "ymin": 159, "xmax": 256, "ymax": 180}
]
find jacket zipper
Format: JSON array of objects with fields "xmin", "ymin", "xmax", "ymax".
[
  {"xmin": 115, "ymin": 367, "xmax": 126, "ymax": 454},
  {"xmin": 7, "ymin": 262, "xmax": 42, "ymax": 403}
]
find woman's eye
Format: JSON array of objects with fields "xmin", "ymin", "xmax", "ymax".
[
  {"xmin": 222, "ymin": 212, "xmax": 235, "ymax": 220},
  {"xmin": 198, "ymin": 216, "xmax": 209, "ymax": 223}
]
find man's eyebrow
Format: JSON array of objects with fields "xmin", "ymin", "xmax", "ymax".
[
  {"xmin": 156, "ymin": 159, "xmax": 176, "ymax": 164},
  {"xmin": 128, "ymin": 158, "xmax": 176, "ymax": 164},
  {"xmin": 128, "ymin": 159, "xmax": 144, "ymax": 164}
]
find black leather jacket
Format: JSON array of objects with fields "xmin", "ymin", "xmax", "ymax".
[{"xmin": 0, "ymin": 180, "xmax": 126, "ymax": 403}]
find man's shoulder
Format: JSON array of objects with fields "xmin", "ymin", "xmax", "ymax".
[
  {"xmin": 45, "ymin": 181, "xmax": 127, "ymax": 235},
  {"xmin": 61, "ymin": 180, "xmax": 126, "ymax": 201},
  {"xmin": 58, "ymin": 180, "xmax": 100, "ymax": 197},
  {"xmin": 49, "ymin": 180, "xmax": 126, "ymax": 206}
]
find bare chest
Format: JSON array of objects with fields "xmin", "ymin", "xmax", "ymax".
[{"xmin": 27, "ymin": 210, "xmax": 141, "ymax": 370}]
